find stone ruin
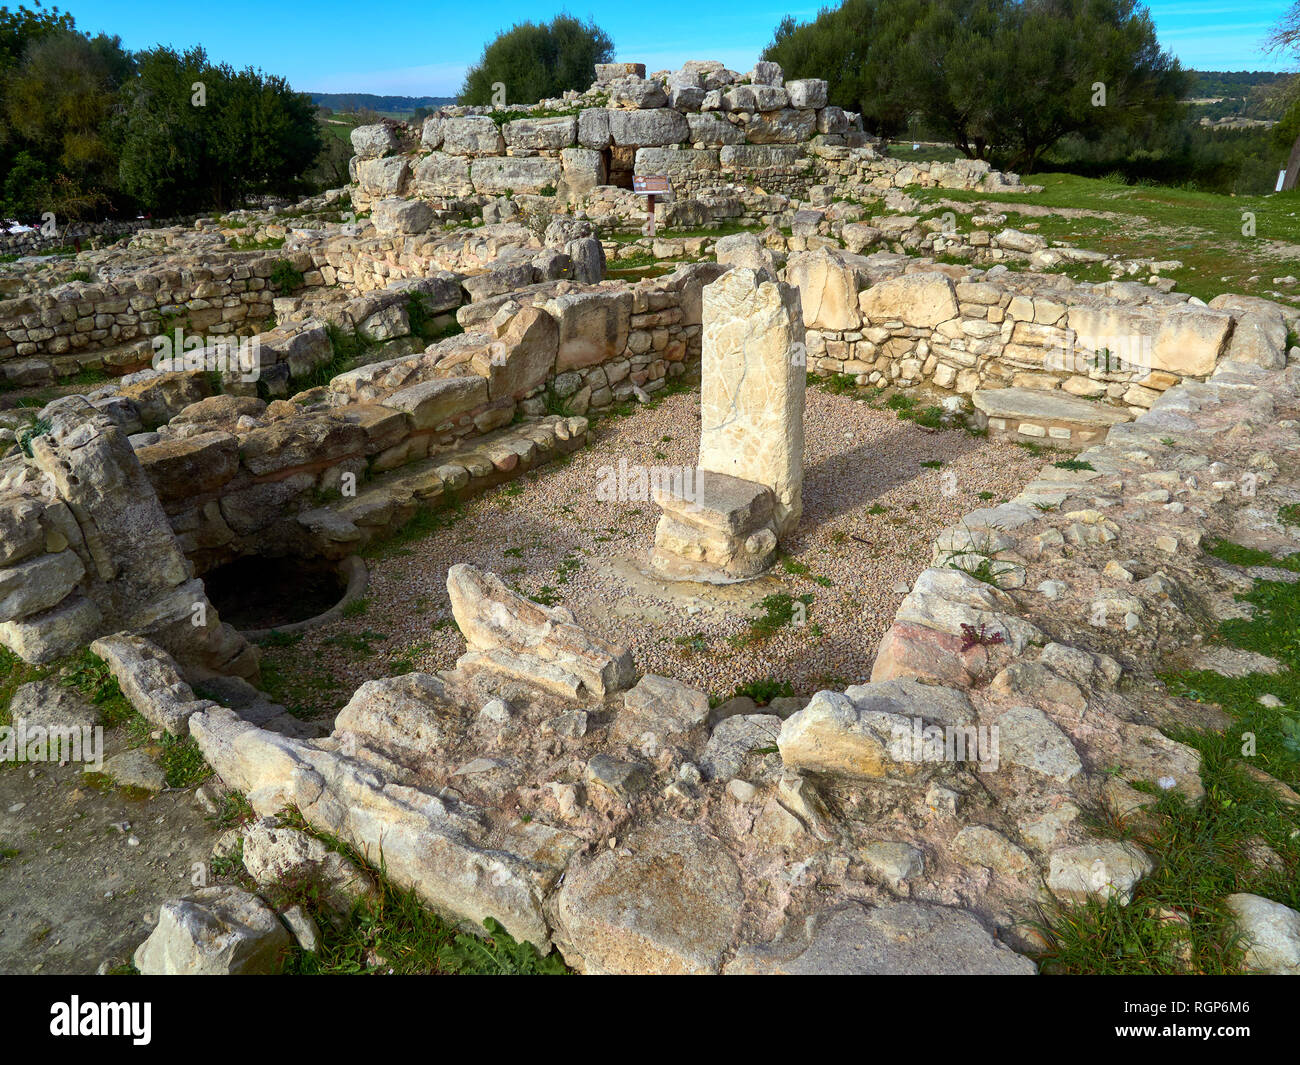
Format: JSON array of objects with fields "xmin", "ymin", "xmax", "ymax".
[
  {"xmin": 651, "ymin": 267, "xmax": 805, "ymax": 581},
  {"xmin": 2, "ymin": 57, "xmax": 1300, "ymax": 976}
]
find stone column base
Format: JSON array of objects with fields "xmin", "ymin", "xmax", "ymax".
[{"xmin": 650, "ymin": 469, "xmax": 779, "ymax": 583}]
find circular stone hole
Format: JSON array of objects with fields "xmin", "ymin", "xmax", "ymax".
[{"xmin": 202, "ymin": 556, "xmax": 348, "ymax": 631}]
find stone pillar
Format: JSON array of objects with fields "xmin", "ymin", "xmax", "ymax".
[{"xmin": 698, "ymin": 267, "xmax": 805, "ymax": 534}]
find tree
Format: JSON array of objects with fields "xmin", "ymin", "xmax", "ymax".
[
  {"xmin": 763, "ymin": 0, "xmax": 1186, "ymax": 171},
  {"xmin": 115, "ymin": 47, "xmax": 322, "ymax": 212},
  {"xmin": 3, "ymin": 29, "xmax": 133, "ymax": 219},
  {"xmin": 459, "ymin": 14, "xmax": 614, "ymax": 106}
]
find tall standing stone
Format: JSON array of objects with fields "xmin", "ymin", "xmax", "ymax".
[{"xmin": 698, "ymin": 268, "xmax": 805, "ymax": 534}]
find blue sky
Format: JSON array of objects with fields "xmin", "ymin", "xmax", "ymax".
[{"xmin": 55, "ymin": 0, "xmax": 1298, "ymax": 96}]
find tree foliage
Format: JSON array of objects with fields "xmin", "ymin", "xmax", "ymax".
[
  {"xmin": 459, "ymin": 14, "xmax": 613, "ymax": 106},
  {"xmin": 763, "ymin": 0, "xmax": 1188, "ymax": 171},
  {"xmin": 0, "ymin": 5, "xmax": 324, "ymax": 220}
]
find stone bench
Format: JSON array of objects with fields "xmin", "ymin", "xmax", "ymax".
[{"xmin": 973, "ymin": 387, "xmax": 1132, "ymax": 450}]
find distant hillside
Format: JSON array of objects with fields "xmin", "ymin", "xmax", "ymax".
[
  {"xmin": 1185, "ymin": 70, "xmax": 1291, "ymax": 125},
  {"xmin": 309, "ymin": 92, "xmax": 456, "ymax": 114},
  {"xmin": 1187, "ymin": 71, "xmax": 1291, "ymax": 99}
]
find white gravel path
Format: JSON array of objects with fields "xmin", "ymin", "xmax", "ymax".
[{"xmin": 264, "ymin": 387, "xmax": 1044, "ymax": 713}]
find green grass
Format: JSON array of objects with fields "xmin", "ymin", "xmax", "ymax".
[
  {"xmin": 1030, "ymin": 541, "xmax": 1300, "ymax": 973},
  {"xmin": 732, "ymin": 678, "xmax": 795, "ymax": 705},
  {"xmin": 1053, "ymin": 459, "xmax": 1095, "ymax": 472},
  {"xmin": 912, "ymin": 171, "xmax": 1300, "ymax": 303},
  {"xmin": 266, "ymin": 808, "xmax": 568, "ymax": 975},
  {"xmin": 359, "ymin": 495, "xmax": 465, "ymax": 559},
  {"xmin": 731, "ymin": 592, "xmax": 814, "ymax": 647}
]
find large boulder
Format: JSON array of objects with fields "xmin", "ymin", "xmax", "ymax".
[
  {"xmin": 441, "ymin": 116, "xmax": 505, "ymax": 156},
  {"xmin": 412, "ymin": 152, "xmax": 473, "ymax": 198},
  {"xmin": 371, "ymin": 197, "xmax": 434, "ymax": 237},
  {"xmin": 470, "ymin": 157, "xmax": 562, "ymax": 196},
  {"xmin": 542, "ymin": 289, "xmax": 633, "ymax": 372},
  {"xmin": 503, "ymin": 116, "xmax": 577, "ymax": 150},
  {"xmin": 350, "ymin": 123, "xmax": 398, "ymax": 160}
]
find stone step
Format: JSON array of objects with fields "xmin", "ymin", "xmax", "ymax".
[
  {"xmin": 973, "ymin": 387, "xmax": 1132, "ymax": 450},
  {"xmin": 298, "ymin": 414, "xmax": 589, "ymax": 552}
]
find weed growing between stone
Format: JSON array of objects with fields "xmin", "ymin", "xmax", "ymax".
[{"xmin": 1030, "ymin": 542, "xmax": 1300, "ymax": 974}]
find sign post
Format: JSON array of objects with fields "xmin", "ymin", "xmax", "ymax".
[{"xmin": 633, "ymin": 174, "xmax": 671, "ymax": 237}]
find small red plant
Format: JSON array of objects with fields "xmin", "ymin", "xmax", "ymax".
[{"xmin": 959, "ymin": 622, "xmax": 1006, "ymax": 653}]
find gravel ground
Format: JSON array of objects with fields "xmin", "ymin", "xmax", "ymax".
[{"xmin": 259, "ymin": 387, "xmax": 1046, "ymax": 714}]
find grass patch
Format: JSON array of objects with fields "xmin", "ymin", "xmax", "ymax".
[
  {"xmin": 1030, "ymin": 541, "xmax": 1300, "ymax": 973},
  {"xmin": 732, "ymin": 678, "xmax": 795, "ymax": 705},
  {"xmin": 270, "ymin": 809, "xmax": 568, "ymax": 974},
  {"xmin": 913, "ymin": 171, "xmax": 1300, "ymax": 304}
]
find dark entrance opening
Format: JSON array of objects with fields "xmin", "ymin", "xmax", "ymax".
[
  {"xmin": 202, "ymin": 555, "xmax": 347, "ymax": 631},
  {"xmin": 603, "ymin": 146, "xmax": 636, "ymax": 189}
]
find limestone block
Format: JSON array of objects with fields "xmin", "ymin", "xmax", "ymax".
[
  {"xmin": 787, "ymin": 248, "xmax": 861, "ymax": 331},
  {"xmin": 698, "ymin": 268, "xmax": 805, "ymax": 534}
]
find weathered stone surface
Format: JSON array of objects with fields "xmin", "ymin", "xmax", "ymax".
[
  {"xmin": 553, "ymin": 819, "xmax": 743, "ymax": 974},
  {"xmin": 470, "ymin": 156, "xmax": 563, "ymax": 196},
  {"xmin": 91, "ymin": 634, "xmax": 209, "ymax": 736},
  {"xmin": 698, "ymin": 268, "xmax": 805, "ymax": 534},
  {"xmin": 559, "ymin": 147, "xmax": 607, "ymax": 192},
  {"xmin": 1225, "ymin": 893, "xmax": 1300, "ymax": 974},
  {"xmin": 972, "ymin": 387, "xmax": 1133, "ymax": 429},
  {"xmin": 744, "ymin": 108, "xmax": 816, "ymax": 144},
  {"xmin": 785, "ymin": 79, "xmax": 828, "ymax": 109},
  {"xmin": 0, "ymin": 499, "xmax": 45, "ymax": 566},
  {"xmin": 714, "ymin": 231, "xmax": 777, "ymax": 272},
  {"xmin": 102, "ymin": 748, "xmax": 166, "ymax": 792},
  {"xmin": 952, "ymin": 825, "xmax": 1035, "ymax": 877},
  {"xmin": 787, "ymin": 248, "xmax": 861, "ymax": 331},
  {"xmin": 651, "ymin": 469, "xmax": 779, "ymax": 581},
  {"xmin": 778, "ymin": 690, "xmax": 919, "ymax": 780},
  {"xmin": 133, "ymin": 886, "xmax": 291, "ymax": 974},
  {"xmin": 503, "ymin": 116, "xmax": 577, "ymax": 150},
  {"xmin": 474, "ymin": 304, "xmax": 558, "ymax": 400},
  {"xmin": 859, "ymin": 271, "xmax": 958, "ymax": 328},
  {"xmin": 1047, "ymin": 842, "xmax": 1152, "ymax": 903},
  {"xmin": 0, "ymin": 549, "xmax": 84, "ymax": 623},
  {"xmin": 136, "ymin": 431, "xmax": 239, "ymax": 500},
  {"xmin": 1151, "ymin": 305, "xmax": 1233, "ymax": 376},
  {"xmin": 543, "ymin": 289, "xmax": 632, "ymax": 372},
  {"xmin": 996, "ymin": 704, "xmax": 1083, "ymax": 783},
  {"xmin": 447, "ymin": 563, "xmax": 634, "ymax": 698},
  {"xmin": 699, "ymin": 713, "xmax": 782, "ymax": 781},
  {"xmin": 384, "ymin": 376, "xmax": 487, "ymax": 429},
  {"xmin": 241, "ymin": 818, "xmax": 376, "ymax": 914},
  {"xmin": 334, "ymin": 672, "xmax": 461, "ymax": 758},
  {"xmin": 350, "ymin": 123, "xmax": 398, "ymax": 159},
  {"xmin": 8, "ymin": 680, "xmax": 97, "ymax": 731},
  {"xmin": 370, "ymin": 197, "xmax": 434, "ymax": 237},
  {"xmin": 724, "ymin": 902, "xmax": 1036, "ymax": 974},
  {"xmin": 355, "ymin": 156, "xmax": 409, "ymax": 197},
  {"xmin": 441, "ymin": 116, "xmax": 505, "ymax": 156},
  {"xmin": 411, "ymin": 151, "xmax": 473, "ymax": 197},
  {"xmin": 189, "ymin": 707, "xmax": 554, "ymax": 950},
  {"xmin": 611, "ymin": 674, "xmax": 710, "ymax": 753}
]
